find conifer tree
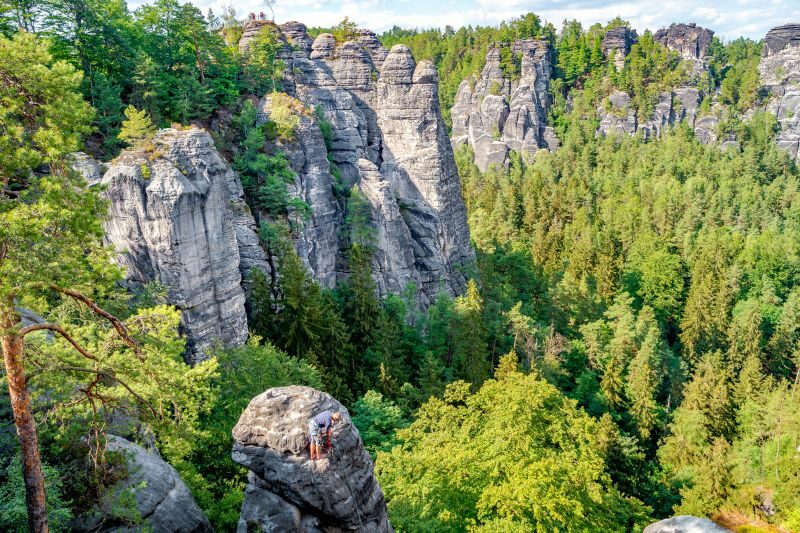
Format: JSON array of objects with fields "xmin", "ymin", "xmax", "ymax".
[
  {"xmin": 117, "ymin": 105, "xmax": 155, "ymax": 147},
  {"xmin": 452, "ymin": 280, "xmax": 489, "ymax": 388}
]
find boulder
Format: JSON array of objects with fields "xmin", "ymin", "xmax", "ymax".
[
  {"xmin": 232, "ymin": 386, "xmax": 391, "ymax": 532},
  {"xmin": 654, "ymin": 23, "xmax": 714, "ymax": 61},
  {"xmin": 644, "ymin": 516, "xmax": 732, "ymax": 533},
  {"xmin": 72, "ymin": 436, "xmax": 211, "ymax": 532}
]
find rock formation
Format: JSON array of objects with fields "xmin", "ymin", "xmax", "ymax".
[
  {"xmin": 603, "ymin": 26, "xmax": 638, "ymax": 71},
  {"xmin": 72, "ymin": 436, "xmax": 211, "ymax": 532},
  {"xmin": 101, "ymin": 128, "xmax": 269, "ymax": 362},
  {"xmin": 643, "ymin": 515, "xmax": 732, "ymax": 533},
  {"xmin": 247, "ymin": 22, "xmax": 474, "ymax": 304},
  {"xmin": 597, "ymin": 87, "xmax": 719, "ymax": 143},
  {"xmin": 759, "ymin": 24, "xmax": 800, "ymax": 161},
  {"xmin": 597, "ymin": 23, "xmax": 720, "ymax": 143},
  {"xmin": 450, "ymin": 39, "xmax": 557, "ymax": 171},
  {"xmin": 654, "ymin": 23, "xmax": 714, "ymax": 62},
  {"xmin": 232, "ymin": 386, "xmax": 391, "ymax": 532}
]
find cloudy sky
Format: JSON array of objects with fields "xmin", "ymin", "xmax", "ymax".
[{"xmin": 134, "ymin": 0, "xmax": 794, "ymax": 41}]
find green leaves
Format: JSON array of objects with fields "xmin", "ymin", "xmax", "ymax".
[
  {"xmin": 376, "ymin": 372, "xmax": 649, "ymax": 531},
  {"xmin": 0, "ymin": 32, "xmax": 93, "ymax": 181}
]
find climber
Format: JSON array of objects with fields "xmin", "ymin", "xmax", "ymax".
[{"xmin": 308, "ymin": 410, "xmax": 342, "ymax": 460}]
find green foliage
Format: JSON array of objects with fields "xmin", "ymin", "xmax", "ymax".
[
  {"xmin": 351, "ymin": 390, "xmax": 408, "ymax": 459},
  {"xmin": 0, "ymin": 457, "xmax": 72, "ymax": 532},
  {"xmin": 243, "ymin": 25, "xmax": 285, "ymax": 95},
  {"xmin": 0, "ymin": 31, "xmax": 94, "ymax": 183},
  {"xmin": 118, "ymin": 105, "xmax": 155, "ymax": 147},
  {"xmin": 376, "ymin": 371, "xmax": 650, "ymax": 531},
  {"xmin": 331, "ymin": 17, "xmax": 358, "ymax": 43}
]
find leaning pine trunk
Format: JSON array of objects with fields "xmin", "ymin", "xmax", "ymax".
[{"xmin": 1, "ymin": 309, "xmax": 49, "ymax": 533}]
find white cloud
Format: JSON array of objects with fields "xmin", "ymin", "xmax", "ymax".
[{"xmin": 125, "ymin": 0, "xmax": 793, "ymax": 40}]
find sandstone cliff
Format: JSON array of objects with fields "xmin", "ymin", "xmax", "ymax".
[
  {"xmin": 232, "ymin": 385, "xmax": 391, "ymax": 532},
  {"xmin": 759, "ymin": 24, "xmax": 800, "ymax": 162},
  {"xmin": 450, "ymin": 39, "xmax": 557, "ymax": 171},
  {"xmin": 597, "ymin": 23, "xmax": 720, "ymax": 143},
  {"xmin": 247, "ymin": 22, "xmax": 475, "ymax": 304},
  {"xmin": 101, "ymin": 128, "xmax": 269, "ymax": 363},
  {"xmin": 602, "ymin": 26, "xmax": 638, "ymax": 71}
]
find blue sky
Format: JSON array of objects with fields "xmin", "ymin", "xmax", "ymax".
[{"xmin": 131, "ymin": 0, "xmax": 796, "ymax": 41}]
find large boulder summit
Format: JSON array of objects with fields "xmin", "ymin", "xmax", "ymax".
[{"xmin": 232, "ymin": 386, "xmax": 391, "ymax": 532}]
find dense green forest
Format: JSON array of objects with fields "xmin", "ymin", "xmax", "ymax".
[{"xmin": 1, "ymin": 1, "xmax": 800, "ymax": 532}]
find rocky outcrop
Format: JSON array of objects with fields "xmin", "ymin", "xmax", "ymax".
[
  {"xmin": 597, "ymin": 88, "xmax": 719, "ymax": 142},
  {"xmin": 232, "ymin": 386, "xmax": 391, "ymax": 532},
  {"xmin": 643, "ymin": 515, "xmax": 732, "ymax": 533},
  {"xmin": 101, "ymin": 128, "xmax": 268, "ymax": 362},
  {"xmin": 603, "ymin": 26, "xmax": 638, "ymax": 71},
  {"xmin": 250, "ymin": 23, "xmax": 474, "ymax": 305},
  {"xmin": 451, "ymin": 39, "xmax": 556, "ymax": 171},
  {"xmin": 73, "ymin": 436, "xmax": 211, "ymax": 532},
  {"xmin": 70, "ymin": 152, "xmax": 106, "ymax": 186},
  {"xmin": 654, "ymin": 23, "xmax": 714, "ymax": 61},
  {"xmin": 759, "ymin": 24, "xmax": 800, "ymax": 161}
]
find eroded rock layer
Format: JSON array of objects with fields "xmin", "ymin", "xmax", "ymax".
[
  {"xmin": 101, "ymin": 128, "xmax": 268, "ymax": 362},
  {"xmin": 248, "ymin": 22, "xmax": 474, "ymax": 304},
  {"xmin": 232, "ymin": 386, "xmax": 391, "ymax": 532},
  {"xmin": 450, "ymin": 39, "xmax": 557, "ymax": 171},
  {"xmin": 759, "ymin": 24, "xmax": 800, "ymax": 161}
]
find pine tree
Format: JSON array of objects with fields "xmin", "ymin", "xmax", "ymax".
[
  {"xmin": 452, "ymin": 280, "xmax": 489, "ymax": 389},
  {"xmin": 118, "ymin": 105, "xmax": 155, "ymax": 147}
]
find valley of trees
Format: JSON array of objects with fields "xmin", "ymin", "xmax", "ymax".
[{"xmin": 1, "ymin": 2, "xmax": 799, "ymax": 532}]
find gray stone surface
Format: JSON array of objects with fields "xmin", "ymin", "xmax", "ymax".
[
  {"xmin": 654, "ymin": 23, "xmax": 714, "ymax": 61},
  {"xmin": 101, "ymin": 128, "xmax": 268, "ymax": 362},
  {"xmin": 249, "ymin": 26, "xmax": 475, "ymax": 306},
  {"xmin": 759, "ymin": 24, "xmax": 800, "ymax": 161},
  {"xmin": 450, "ymin": 39, "xmax": 554, "ymax": 171},
  {"xmin": 73, "ymin": 436, "xmax": 211, "ymax": 532},
  {"xmin": 643, "ymin": 515, "xmax": 732, "ymax": 533},
  {"xmin": 70, "ymin": 151, "xmax": 106, "ymax": 186},
  {"xmin": 597, "ymin": 86, "xmax": 719, "ymax": 143},
  {"xmin": 603, "ymin": 26, "xmax": 638, "ymax": 71},
  {"xmin": 232, "ymin": 386, "xmax": 391, "ymax": 532}
]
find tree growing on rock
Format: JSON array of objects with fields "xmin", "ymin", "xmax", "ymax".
[{"xmin": 117, "ymin": 105, "xmax": 155, "ymax": 147}]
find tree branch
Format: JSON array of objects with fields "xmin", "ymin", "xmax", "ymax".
[
  {"xmin": 56, "ymin": 365, "xmax": 159, "ymax": 419},
  {"xmin": 19, "ymin": 323, "xmax": 99, "ymax": 361},
  {"xmin": 48, "ymin": 285, "xmax": 143, "ymax": 358}
]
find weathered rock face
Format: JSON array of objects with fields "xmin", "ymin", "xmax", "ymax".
[
  {"xmin": 654, "ymin": 23, "xmax": 714, "ymax": 61},
  {"xmin": 73, "ymin": 436, "xmax": 211, "ymax": 532},
  {"xmin": 643, "ymin": 515, "xmax": 732, "ymax": 533},
  {"xmin": 759, "ymin": 24, "xmax": 800, "ymax": 161},
  {"xmin": 603, "ymin": 26, "xmax": 638, "ymax": 71},
  {"xmin": 251, "ymin": 24, "xmax": 474, "ymax": 305},
  {"xmin": 101, "ymin": 128, "xmax": 268, "ymax": 362},
  {"xmin": 450, "ymin": 39, "xmax": 557, "ymax": 171},
  {"xmin": 232, "ymin": 386, "xmax": 391, "ymax": 532},
  {"xmin": 597, "ymin": 87, "xmax": 719, "ymax": 143}
]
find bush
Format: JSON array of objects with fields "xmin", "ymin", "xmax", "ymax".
[{"xmin": 0, "ymin": 457, "xmax": 73, "ymax": 532}]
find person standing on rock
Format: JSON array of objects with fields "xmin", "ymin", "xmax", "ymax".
[{"xmin": 309, "ymin": 410, "xmax": 341, "ymax": 460}]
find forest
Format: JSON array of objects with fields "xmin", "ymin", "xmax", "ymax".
[{"xmin": 1, "ymin": 1, "xmax": 799, "ymax": 532}]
